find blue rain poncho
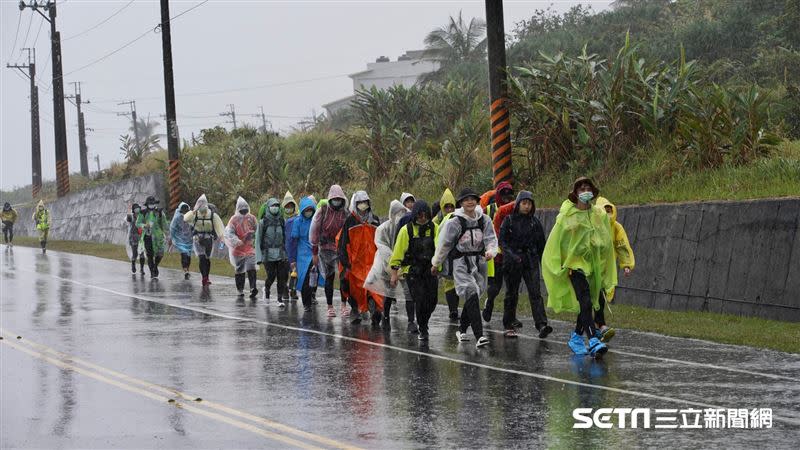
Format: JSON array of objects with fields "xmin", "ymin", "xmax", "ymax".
[{"xmin": 170, "ymin": 202, "xmax": 193, "ymax": 254}]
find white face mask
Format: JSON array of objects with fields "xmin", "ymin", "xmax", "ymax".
[
  {"xmin": 357, "ymin": 203, "xmax": 369, "ymax": 212},
  {"xmin": 578, "ymin": 191, "xmax": 594, "ymax": 204},
  {"xmin": 285, "ymin": 207, "xmax": 295, "ymax": 215},
  {"xmin": 269, "ymin": 206, "xmax": 280, "ymax": 215}
]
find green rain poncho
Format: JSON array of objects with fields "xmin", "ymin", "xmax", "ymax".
[
  {"xmin": 542, "ymin": 199, "xmax": 617, "ymax": 313},
  {"xmin": 136, "ymin": 206, "xmax": 168, "ymax": 256}
]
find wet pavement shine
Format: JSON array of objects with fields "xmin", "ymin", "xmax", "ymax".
[{"xmin": 1, "ymin": 246, "xmax": 799, "ymax": 449}]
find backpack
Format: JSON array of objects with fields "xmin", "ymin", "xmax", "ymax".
[
  {"xmin": 443, "ymin": 215, "xmax": 486, "ymax": 276},
  {"xmin": 261, "ymin": 215, "xmax": 285, "ymax": 249},
  {"xmin": 401, "ymin": 221, "xmax": 436, "ymax": 274},
  {"xmin": 192, "ymin": 210, "xmax": 219, "ymax": 239}
]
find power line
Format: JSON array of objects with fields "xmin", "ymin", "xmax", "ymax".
[
  {"xmin": 62, "ymin": 0, "xmax": 209, "ymax": 79},
  {"xmin": 31, "ymin": 15, "xmax": 45, "ymax": 49},
  {"xmin": 18, "ymin": 13, "xmax": 34, "ymax": 64},
  {"xmin": 7, "ymin": 13, "xmax": 23, "ymax": 61},
  {"xmin": 62, "ymin": 0, "xmax": 135, "ymax": 42}
]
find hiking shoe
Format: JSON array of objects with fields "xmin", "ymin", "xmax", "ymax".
[
  {"xmin": 290, "ymin": 291, "xmax": 298, "ymax": 300},
  {"xmin": 449, "ymin": 311, "xmax": 459, "ymax": 322},
  {"xmin": 504, "ymin": 329, "xmax": 518, "ymax": 338},
  {"xmin": 476, "ymin": 336, "xmax": 490, "ymax": 348},
  {"xmin": 407, "ymin": 322, "xmax": 419, "ymax": 334},
  {"xmin": 340, "ymin": 305, "xmax": 350, "ymax": 317},
  {"xmin": 303, "ymin": 305, "xmax": 312, "ymax": 312},
  {"xmin": 588, "ymin": 337, "xmax": 608, "ymax": 358},
  {"xmin": 568, "ymin": 332, "xmax": 589, "ymax": 356},
  {"xmin": 418, "ymin": 331, "xmax": 429, "ymax": 341},
  {"xmin": 382, "ymin": 317, "xmax": 391, "ymax": 330},
  {"xmin": 455, "ymin": 331, "xmax": 470, "ymax": 342},
  {"xmin": 327, "ymin": 306, "xmax": 336, "ymax": 317},
  {"xmin": 481, "ymin": 308, "xmax": 492, "ymax": 323},
  {"xmin": 277, "ymin": 301, "xmax": 286, "ymax": 308},
  {"xmin": 599, "ymin": 327, "xmax": 616, "ymax": 343},
  {"xmin": 512, "ymin": 320, "xmax": 523, "ymax": 329},
  {"xmin": 371, "ymin": 312, "xmax": 383, "ymax": 327},
  {"xmin": 237, "ymin": 289, "xmax": 244, "ymax": 296},
  {"xmin": 184, "ymin": 272, "xmax": 190, "ymax": 280},
  {"xmin": 538, "ymin": 325, "xmax": 553, "ymax": 339},
  {"xmin": 250, "ymin": 288, "xmax": 259, "ymax": 298}
]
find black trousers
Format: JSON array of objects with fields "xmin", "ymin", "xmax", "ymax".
[
  {"xmin": 2, "ymin": 222, "xmax": 13, "ymax": 243},
  {"xmin": 235, "ymin": 270, "xmax": 257, "ymax": 291},
  {"xmin": 301, "ymin": 261, "xmax": 315, "ymax": 307},
  {"xmin": 143, "ymin": 235, "xmax": 162, "ymax": 276},
  {"xmin": 408, "ymin": 272, "xmax": 438, "ymax": 334},
  {"xmin": 485, "ymin": 258, "xmax": 505, "ymax": 309},
  {"xmin": 460, "ymin": 294, "xmax": 484, "ymax": 339},
  {"xmin": 504, "ymin": 260, "xmax": 547, "ymax": 329},
  {"xmin": 569, "ymin": 271, "xmax": 596, "ymax": 338},
  {"xmin": 595, "ymin": 291, "xmax": 607, "ymax": 327},
  {"xmin": 264, "ymin": 260, "xmax": 289, "ymax": 298},
  {"xmin": 196, "ymin": 237, "xmax": 213, "ymax": 278},
  {"xmin": 180, "ymin": 252, "xmax": 191, "ymax": 270}
]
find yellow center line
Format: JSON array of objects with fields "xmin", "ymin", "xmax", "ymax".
[{"xmin": 1, "ymin": 331, "xmax": 362, "ymax": 450}]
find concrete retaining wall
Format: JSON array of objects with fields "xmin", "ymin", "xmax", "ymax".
[
  {"xmin": 536, "ymin": 198, "xmax": 800, "ymax": 322},
  {"xmin": 13, "ymin": 173, "xmax": 166, "ymax": 245}
]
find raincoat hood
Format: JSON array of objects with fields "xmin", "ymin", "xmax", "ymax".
[
  {"xmin": 327, "ymin": 184, "xmax": 347, "ymax": 202},
  {"xmin": 513, "ymin": 190, "xmax": 535, "ymax": 215},
  {"xmin": 281, "ymin": 191, "xmax": 297, "ymax": 217},
  {"xmin": 596, "ymin": 196, "xmax": 617, "ymax": 223},
  {"xmin": 266, "ymin": 198, "xmax": 281, "ymax": 216},
  {"xmin": 235, "ymin": 196, "xmax": 250, "ymax": 214},
  {"xmin": 299, "ymin": 196, "xmax": 316, "ymax": 215},
  {"xmin": 175, "ymin": 202, "xmax": 190, "ymax": 214},
  {"xmin": 410, "ymin": 199, "xmax": 432, "ymax": 222},
  {"xmin": 349, "ymin": 190, "xmax": 371, "ymax": 214},
  {"xmin": 568, "ymin": 176, "xmax": 600, "ymax": 204},
  {"xmin": 36, "ymin": 200, "xmax": 45, "ymax": 210},
  {"xmin": 440, "ymin": 188, "xmax": 456, "ymax": 211},
  {"xmin": 194, "ymin": 194, "xmax": 208, "ymax": 211},
  {"xmin": 495, "ymin": 181, "xmax": 514, "ymax": 205},
  {"xmin": 453, "ymin": 204, "xmax": 484, "ymax": 221},
  {"xmin": 400, "ymin": 192, "xmax": 415, "ymax": 206},
  {"xmin": 388, "ymin": 200, "xmax": 407, "ymax": 225},
  {"xmin": 131, "ymin": 203, "xmax": 141, "ymax": 213},
  {"xmin": 3, "ymin": 202, "xmax": 10, "ymax": 211}
]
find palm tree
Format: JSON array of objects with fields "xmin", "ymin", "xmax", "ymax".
[
  {"xmin": 422, "ymin": 11, "xmax": 487, "ymax": 81},
  {"xmin": 130, "ymin": 117, "xmax": 164, "ymax": 152}
]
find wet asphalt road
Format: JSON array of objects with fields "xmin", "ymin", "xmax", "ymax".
[{"xmin": 1, "ymin": 245, "xmax": 799, "ymax": 449}]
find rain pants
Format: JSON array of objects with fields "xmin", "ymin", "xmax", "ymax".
[
  {"xmin": 541, "ymin": 199, "xmax": 617, "ymax": 314},
  {"xmin": 338, "ymin": 191, "xmax": 382, "ymax": 314}
]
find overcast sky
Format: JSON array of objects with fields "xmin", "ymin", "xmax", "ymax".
[{"xmin": 0, "ymin": 0, "xmax": 612, "ymax": 190}]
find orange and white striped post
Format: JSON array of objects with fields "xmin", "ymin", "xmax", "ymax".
[{"xmin": 485, "ymin": 0, "xmax": 513, "ymax": 187}]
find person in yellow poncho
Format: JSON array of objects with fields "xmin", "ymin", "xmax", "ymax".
[
  {"xmin": 32, "ymin": 200, "xmax": 50, "ymax": 254},
  {"xmin": 2, "ymin": 202, "xmax": 18, "ymax": 247},
  {"xmin": 433, "ymin": 188, "xmax": 461, "ymax": 322},
  {"xmin": 593, "ymin": 197, "xmax": 635, "ymax": 343},
  {"xmin": 542, "ymin": 177, "xmax": 616, "ymax": 357}
]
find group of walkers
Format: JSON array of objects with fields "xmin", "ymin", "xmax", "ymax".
[
  {"xmin": 120, "ymin": 176, "xmax": 634, "ymax": 356},
  {"xmin": 2, "ymin": 200, "xmax": 50, "ymax": 254}
]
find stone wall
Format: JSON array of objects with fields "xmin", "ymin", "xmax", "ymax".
[
  {"xmin": 536, "ymin": 197, "xmax": 800, "ymax": 322},
  {"xmin": 13, "ymin": 173, "xmax": 166, "ymax": 245}
]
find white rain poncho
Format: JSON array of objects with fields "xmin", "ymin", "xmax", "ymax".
[
  {"xmin": 183, "ymin": 194, "xmax": 225, "ymax": 258},
  {"xmin": 431, "ymin": 205, "xmax": 498, "ymax": 300},
  {"xmin": 364, "ymin": 200, "xmax": 407, "ymax": 297}
]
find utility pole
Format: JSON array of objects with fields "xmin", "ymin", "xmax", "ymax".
[
  {"xmin": 485, "ymin": 0, "xmax": 513, "ymax": 187},
  {"xmin": 258, "ymin": 106, "xmax": 269, "ymax": 133},
  {"xmin": 65, "ymin": 82, "xmax": 89, "ymax": 177},
  {"xmin": 220, "ymin": 104, "xmax": 237, "ymax": 129},
  {"xmin": 19, "ymin": 0, "xmax": 70, "ymax": 196},
  {"xmin": 159, "ymin": 0, "xmax": 181, "ymax": 210},
  {"xmin": 6, "ymin": 47, "xmax": 42, "ymax": 198},
  {"xmin": 94, "ymin": 154, "xmax": 100, "ymax": 173},
  {"xmin": 117, "ymin": 100, "xmax": 140, "ymax": 153}
]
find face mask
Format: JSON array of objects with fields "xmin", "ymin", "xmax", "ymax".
[
  {"xmin": 416, "ymin": 218, "xmax": 429, "ymax": 226},
  {"xmin": 147, "ymin": 204, "xmax": 154, "ymax": 210},
  {"xmin": 330, "ymin": 199, "xmax": 343, "ymax": 209},
  {"xmin": 269, "ymin": 206, "xmax": 280, "ymax": 214},
  {"xmin": 303, "ymin": 210, "xmax": 314, "ymax": 218},
  {"xmin": 239, "ymin": 209, "xmax": 249, "ymax": 215},
  {"xmin": 133, "ymin": 208, "xmax": 140, "ymax": 215},
  {"xmin": 285, "ymin": 207, "xmax": 295, "ymax": 215},
  {"xmin": 357, "ymin": 202, "xmax": 369, "ymax": 212},
  {"xmin": 199, "ymin": 207, "xmax": 208, "ymax": 214},
  {"xmin": 578, "ymin": 192, "xmax": 594, "ymax": 204}
]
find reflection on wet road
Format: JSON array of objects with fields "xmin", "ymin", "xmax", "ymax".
[{"xmin": 2, "ymin": 246, "xmax": 799, "ymax": 448}]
